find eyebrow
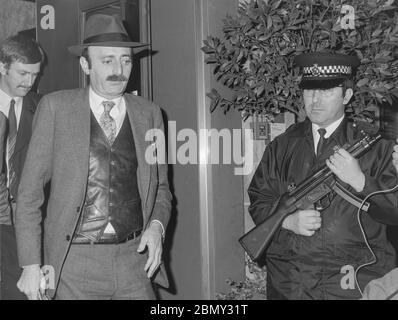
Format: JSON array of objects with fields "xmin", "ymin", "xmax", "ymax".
[
  {"xmin": 100, "ymin": 54, "xmax": 132, "ymax": 58},
  {"xmin": 18, "ymin": 69, "xmax": 40, "ymax": 75}
]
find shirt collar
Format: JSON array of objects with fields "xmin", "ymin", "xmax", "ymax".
[
  {"xmin": 312, "ymin": 115, "xmax": 345, "ymax": 139},
  {"xmin": 89, "ymin": 87, "xmax": 123, "ymax": 114},
  {"xmin": 0, "ymin": 88, "xmax": 22, "ymax": 108}
]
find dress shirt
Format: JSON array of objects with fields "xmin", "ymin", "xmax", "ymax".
[
  {"xmin": 0, "ymin": 88, "xmax": 23, "ymax": 187},
  {"xmin": 312, "ymin": 115, "xmax": 345, "ymax": 153}
]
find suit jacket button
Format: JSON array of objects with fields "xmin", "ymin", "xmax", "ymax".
[
  {"xmin": 66, "ymin": 235, "xmax": 71, "ymax": 241},
  {"xmin": 76, "ymin": 206, "xmax": 80, "ymax": 212}
]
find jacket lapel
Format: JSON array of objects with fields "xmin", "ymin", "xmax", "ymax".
[
  {"xmin": 13, "ymin": 96, "xmax": 35, "ymax": 156},
  {"xmin": 69, "ymin": 89, "xmax": 90, "ymax": 173},
  {"xmin": 124, "ymin": 95, "xmax": 151, "ymax": 221}
]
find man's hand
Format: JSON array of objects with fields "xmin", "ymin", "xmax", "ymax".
[
  {"xmin": 392, "ymin": 141, "xmax": 398, "ymax": 174},
  {"xmin": 326, "ymin": 148, "xmax": 365, "ymax": 192},
  {"xmin": 282, "ymin": 209, "xmax": 321, "ymax": 236},
  {"xmin": 137, "ymin": 222, "xmax": 163, "ymax": 278},
  {"xmin": 17, "ymin": 264, "xmax": 44, "ymax": 300}
]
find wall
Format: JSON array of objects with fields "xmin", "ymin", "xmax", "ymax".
[
  {"xmin": 0, "ymin": 0, "xmax": 35, "ymax": 41},
  {"xmin": 206, "ymin": 0, "xmax": 245, "ymax": 296},
  {"xmin": 151, "ymin": 0, "xmax": 202, "ymax": 299},
  {"xmin": 151, "ymin": 0, "xmax": 244, "ymax": 299}
]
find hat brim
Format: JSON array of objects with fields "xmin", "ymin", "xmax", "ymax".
[
  {"xmin": 68, "ymin": 41, "xmax": 149, "ymax": 56},
  {"xmin": 299, "ymin": 77, "xmax": 346, "ymax": 90}
]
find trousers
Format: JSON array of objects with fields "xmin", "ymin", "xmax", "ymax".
[
  {"xmin": 55, "ymin": 235, "xmax": 155, "ymax": 300},
  {"xmin": 0, "ymin": 224, "xmax": 26, "ymax": 300}
]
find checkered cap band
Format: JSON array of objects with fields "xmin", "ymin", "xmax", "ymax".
[{"xmin": 303, "ymin": 64, "xmax": 352, "ymax": 77}]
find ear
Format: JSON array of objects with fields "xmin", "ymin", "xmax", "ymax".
[
  {"xmin": 0, "ymin": 62, "xmax": 7, "ymax": 76},
  {"xmin": 343, "ymin": 88, "xmax": 353, "ymax": 105},
  {"xmin": 79, "ymin": 57, "xmax": 90, "ymax": 75}
]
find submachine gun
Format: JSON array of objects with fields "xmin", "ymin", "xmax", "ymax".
[{"xmin": 239, "ymin": 132, "xmax": 382, "ymax": 262}]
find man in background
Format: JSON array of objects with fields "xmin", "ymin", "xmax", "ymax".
[{"xmin": 0, "ymin": 34, "xmax": 43, "ymax": 300}]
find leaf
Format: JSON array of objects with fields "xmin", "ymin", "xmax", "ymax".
[
  {"xmin": 357, "ymin": 78, "xmax": 369, "ymax": 87},
  {"xmin": 266, "ymin": 15, "xmax": 273, "ymax": 29},
  {"xmin": 204, "ymin": 57, "xmax": 217, "ymax": 64},
  {"xmin": 385, "ymin": 95, "xmax": 393, "ymax": 105},
  {"xmin": 380, "ymin": 69, "xmax": 393, "ymax": 76},
  {"xmin": 271, "ymin": 0, "xmax": 282, "ymax": 11},
  {"xmin": 372, "ymin": 28, "xmax": 383, "ymax": 37},
  {"xmin": 209, "ymin": 99, "xmax": 218, "ymax": 113}
]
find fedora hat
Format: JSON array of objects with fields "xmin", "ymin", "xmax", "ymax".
[{"xmin": 68, "ymin": 14, "xmax": 148, "ymax": 56}]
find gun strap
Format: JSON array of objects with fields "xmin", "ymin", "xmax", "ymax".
[{"xmin": 333, "ymin": 182, "xmax": 370, "ymax": 212}]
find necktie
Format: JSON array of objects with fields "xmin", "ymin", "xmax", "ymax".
[
  {"xmin": 316, "ymin": 128, "xmax": 327, "ymax": 156},
  {"xmin": 99, "ymin": 101, "xmax": 116, "ymax": 145},
  {"xmin": 7, "ymin": 99, "xmax": 17, "ymax": 198}
]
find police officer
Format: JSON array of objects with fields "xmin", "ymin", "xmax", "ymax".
[{"xmin": 248, "ymin": 52, "xmax": 398, "ymax": 299}]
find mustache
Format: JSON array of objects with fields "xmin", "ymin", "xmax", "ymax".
[{"xmin": 106, "ymin": 74, "xmax": 128, "ymax": 82}]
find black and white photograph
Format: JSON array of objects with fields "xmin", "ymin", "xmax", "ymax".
[{"xmin": 0, "ymin": 0, "xmax": 397, "ymax": 308}]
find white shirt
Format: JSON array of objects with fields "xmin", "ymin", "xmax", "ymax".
[
  {"xmin": 89, "ymin": 87, "xmax": 164, "ymax": 236},
  {"xmin": 312, "ymin": 115, "xmax": 345, "ymax": 153},
  {"xmin": 0, "ymin": 88, "xmax": 23, "ymax": 186}
]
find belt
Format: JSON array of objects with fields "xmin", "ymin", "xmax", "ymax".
[{"xmin": 72, "ymin": 229, "xmax": 142, "ymax": 245}]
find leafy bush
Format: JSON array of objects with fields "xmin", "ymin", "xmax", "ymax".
[
  {"xmin": 202, "ymin": 0, "xmax": 398, "ymax": 121},
  {"xmin": 216, "ymin": 257, "xmax": 267, "ymax": 300}
]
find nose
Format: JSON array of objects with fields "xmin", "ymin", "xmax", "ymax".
[
  {"xmin": 113, "ymin": 61, "xmax": 123, "ymax": 75},
  {"xmin": 312, "ymin": 90, "xmax": 322, "ymax": 103}
]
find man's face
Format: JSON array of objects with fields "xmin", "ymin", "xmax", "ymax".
[
  {"xmin": 80, "ymin": 46, "xmax": 132, "ymax": 99},
  {"xmin": 303, "ymin": 86, "xmax": 352, "ymax": 127},
  {"xmin": 0, "ymin": 61, "xmax": 41, "ymax": 97}
]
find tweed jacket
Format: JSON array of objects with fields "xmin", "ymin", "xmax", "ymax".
[{"xmin": 15, "ymin": 89, "xmax": 172, "ymax": 297}]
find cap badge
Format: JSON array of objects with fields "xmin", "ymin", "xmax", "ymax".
[{"xmin": 310, "ymin": 64, "xmax": 321, "ymax": 76}]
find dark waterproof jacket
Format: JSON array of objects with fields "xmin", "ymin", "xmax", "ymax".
[{"xmin": 248, "ymin": 118, "xmax": 398, "ymax": 300}]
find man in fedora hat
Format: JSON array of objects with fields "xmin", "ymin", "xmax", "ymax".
[
  {"xmin": 15, "ymin": 14, "xmax": 171, "ymax": 300},
  {"xmin": 248, "ymin": 52, "xmax": 398, "ymax": 299}
]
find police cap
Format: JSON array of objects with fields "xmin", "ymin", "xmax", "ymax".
[{"xmin": 294, "ymin": 52, "xmax": 360, "ymax": 90}]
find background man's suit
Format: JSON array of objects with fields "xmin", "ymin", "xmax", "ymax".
[
  {"xmin": 15, "ymin": 88, "xmax": 171, "ymax": 298},
  {"xmin": 0, "ymin": 91, "xmax": 39, "ymax": 299}
]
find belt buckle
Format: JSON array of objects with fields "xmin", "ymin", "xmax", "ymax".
[{"xmin": 100, "ymin": 233, "xmax": 118, "ymax": 244}]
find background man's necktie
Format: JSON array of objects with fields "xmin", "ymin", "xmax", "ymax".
[
  {"xmin": 316, "ymin": 128, "xmax": 327, "ymax": 156},
  {"xmin": 99, "ymin": 101, "xmax": 116, "ymax": 145},
  {"xmin": 7, "ymin": 99, "xmax": 17, "ymax": 198}
]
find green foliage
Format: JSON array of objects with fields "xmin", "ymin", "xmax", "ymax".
[
  {"xmin": 202, "ymin": 0, "xmax": 398, "ymax": 121},
  {"xmin": 216, "ymin": 257, "xmax": 267, "ymax": 300}
]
